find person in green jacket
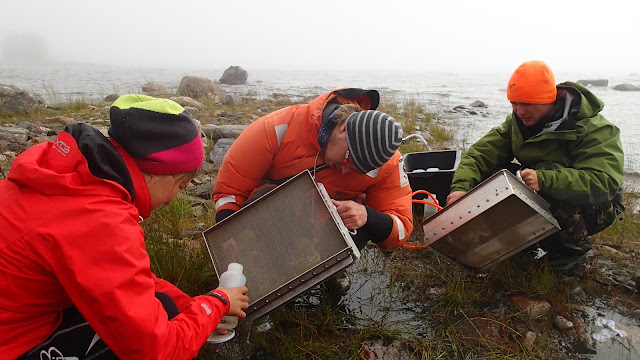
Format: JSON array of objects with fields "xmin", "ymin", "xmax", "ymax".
[{"xmin": 447, "ymin": 60, "xmax": 625, "ymax": 270}]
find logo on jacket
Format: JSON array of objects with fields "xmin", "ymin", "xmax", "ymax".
[
  {"xmin": 201, "ymin": 303, "xmax": 212, "ymax": 315},
  {"xmin": 39, "ymin": 346, "xmax": 79, "ymax": 360},
  {"xmin": 53, "ymin": 138, "xmax": 71, "ymax": 156}
]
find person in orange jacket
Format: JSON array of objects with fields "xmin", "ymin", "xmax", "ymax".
[
  {"xmin": 213, "ymin": 88, "xmax": 413, "ymax": 252},
  {"xmin": 0, "ymin": 95, "xmax": 249, "ymax": 360}
]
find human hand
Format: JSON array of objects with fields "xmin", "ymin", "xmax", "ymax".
[
  {"xmin": 446, "ymin": 191, "xmax": 467, "ymax": 205},
  {"xmin": 217, "ymin": 286, "xmax": 249, "ymax": 318},
  {"xmin": 331, "ymin": 199, "xmax": 367, "ymax": 229},
  {"xmin": 519, "ymin": 169, "xmax": 540, "ymax": 191}
]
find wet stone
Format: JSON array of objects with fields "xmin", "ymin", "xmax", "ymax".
[
  {"xmin": 553, "ymin": 315, "xmax": 574, "ymax": 330},
  {"xmin": 360, "ymin": 339, "xmax": 418, "ymax": 360}
]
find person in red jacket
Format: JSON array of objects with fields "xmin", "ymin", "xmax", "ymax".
[
  {"xmin": 0, "ymin": 95, "xmax": 249, "ymax": 360},
  {"xmin": 213, "ymin": 88, "xmax": 413, "ymax": 292}
]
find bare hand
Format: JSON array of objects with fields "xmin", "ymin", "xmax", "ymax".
[
  {"xmin": 331, "ymin": 199, "xmax": 367, "ymax": 229},
  {"xmin": 446, "ymin": 191, "xmax": 467, "ymax": 205},
  {"xmin": 519, "ymin": 169, "xmax": 540, "ymax": 191},
  {"xmin": 217, "ymin": 286, "xmax": 249, "ymax": 318}
]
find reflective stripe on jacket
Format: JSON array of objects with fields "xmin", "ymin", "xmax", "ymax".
[{"xmin": 213, "ymin": 89, "xmax": 413, "ymax": 248}]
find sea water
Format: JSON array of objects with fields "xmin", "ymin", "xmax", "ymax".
[{"xmin": 1, "ymin": 63, "xmax": 638, "ymax": 174}]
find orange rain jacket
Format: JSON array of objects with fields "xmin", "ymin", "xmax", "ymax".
[
  {"xmin": 213, "ymin": 89, "xmax": 413, "ymax": 248},
  {"xmin": 0, "ymin": 125, "xmax": 229, "ymax": 360}
]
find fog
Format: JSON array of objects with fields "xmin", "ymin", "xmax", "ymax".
[{"xmin": 1, "ymin": 0, "xmax": 638, "ymax": 73}]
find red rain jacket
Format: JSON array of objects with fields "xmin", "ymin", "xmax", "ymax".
[
  {"xmin": 213, "ymin": 89, "xmax": 413, "ymax": 248},
  {"xmin": 0, "ymin": 126, "xmax": 228, "ymax": 359}
]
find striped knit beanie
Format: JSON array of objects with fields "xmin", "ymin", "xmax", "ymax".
[
  {"xmin": 108, "ymin": 94, "xmax": 203, "ymax": 175},
  {"xmin": 345, "ymin": 110, "xmax": 403, "ymax": 173}
]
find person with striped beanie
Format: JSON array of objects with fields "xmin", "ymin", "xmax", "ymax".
[
  {"xmin": 215, "ymin": 89, "xmax": 412, "ymax": 249},
  {"xmin": 0, "ymin": 94, "xmax": 249, "ymax": 359},
  {"xmin": 213, "ymin": 89, "xmax": 414, "ymax": 295}
]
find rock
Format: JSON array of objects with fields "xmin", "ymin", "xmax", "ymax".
[
  {"xmin": 207, "ymin": 138, "xmax": 235, "ymax": 166},
  {"xmin": 612, "ymin": 83, "xmax": 640, "ymax": 91},
  {"xmin": 202, "ymin": 124, "xmax": 247, "ymax": 141},
  {"xmin": 360, "ymin": 339, "xmax": 418, "ymax": 360},
  {"xmin": 17, "ymin": 121, "xmax": 55, "ymax": 136},
  {"xmin": 169, "ymin": 96, "xmax": 205, "ymax": 110},
  {"xmin": 577, "ymin": 79, "xmax": 608, "ymax": 87},
  {"xmin": 223, "ymin": 94, "xmax": 243, "ymax": 105},
  {"xmin": 522, "ymin": 331, "xmax": 536, "ymax": 351},
  {"xmin": 470, "ymin": 100, "xmax": 487, "ymax": 108},
  {"xmin": 457, "ymin": 317, "xmax": 504, "ymax": 348},
  {"xmin": 0, "ymin": 126, "xmax": 29, "ymax": 145},
  {"xmin": 142, "ymin": 82, "xmax": 171, "ymax": 96},
  {"xmin": 0, "ymin": 84, "xmax": 45, "ymax": 114},
  {"xmin": 177, "ymin": 76, "xmax": 224, "ymax": 99},
  {"xmin": 512, "ymin": 296, "xmax": 551, "ymax": 318},
  {"xmin": 199, "ymin": 161, "xmax": 216, "ymax": 175},
  {"xmin": 183, "ymin": 106, "xmax": 200, "ymax": 114},
  {"xmin": 219, "ymin": 66, "xmax": 248, "ymax": 85},
  {"xmin": 187, "ymin": 179, "xmax": 215, "ymax": 199},
  {"xmin": 104, "ymin": 94, "xmax": 119, "ymax": 102},
  {"xmin": 41, "ymin": 116, "xmax": 76, "ymax": 126},
  {"xmin": 553, "ymin": 315, "xmax": 574, "ymax": 330}
]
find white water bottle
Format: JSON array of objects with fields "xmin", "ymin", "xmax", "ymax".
[{"xmin": 216, "ymin": 263, "xmax": 246, "ymax": 330}]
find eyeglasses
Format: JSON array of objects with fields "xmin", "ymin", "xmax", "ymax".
[{"xmin": 342, "ymin": 150, "xmax": 361, "ymax": 173}]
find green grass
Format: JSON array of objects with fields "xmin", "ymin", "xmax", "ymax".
[
  {"xmin": 143, "ymin": 196, "xmax": 218, "ymax": 296},
  {"xmin": 3, "ymin": 92, "xmax": 639, "ymax": 360}
]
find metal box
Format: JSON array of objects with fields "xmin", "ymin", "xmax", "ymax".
[
  {"xmin": 404, "ymin": 150, "xmax": 461, "ymax": 207},
  {"xmin": 421, "ymin": 170, "xmax": 560, "ymax": 272},
  {"xmin": 202, "ymin": 171, "xmax": 360, "ymax": 322}
]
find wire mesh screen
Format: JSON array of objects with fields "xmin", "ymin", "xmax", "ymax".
[{"xmin": 203, "ymin": 171, "xmax": 359, "ymax": 321}]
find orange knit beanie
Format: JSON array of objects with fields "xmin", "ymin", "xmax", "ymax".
[{"xmin": 506, "ymin": 61, "xmax": 557, "ymax": 104}]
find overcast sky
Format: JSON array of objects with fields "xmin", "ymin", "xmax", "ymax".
[{"xmin": 1, "ymin": 0, "xmax": 638, "ymax": 73}]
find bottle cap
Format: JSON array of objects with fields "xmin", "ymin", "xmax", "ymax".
[{"xmin": 228, "ymin": 263, "xmax": 243, "ymax": 273}]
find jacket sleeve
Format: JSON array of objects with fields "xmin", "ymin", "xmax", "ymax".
[
  {"xmin": 450, "ymin": 120, "xmax": 514, "ymax": 193},
  {"xmin": 48, "ymin": 200, "xmax": 231, "ymax": 360},
  {"xmin": 152, "ymin": 276, "xmax": 194, "ymax": 313},
  {"xmin": 212, "ymin": 113, "xmax": 282, "ymax": 216},
  {"xmin": 537, "ymin": 117, "xmax": 624, "ymax": 205},
  {"xmin": 363, "ymin": 152, "xmax": 414, "ymax": 249}
]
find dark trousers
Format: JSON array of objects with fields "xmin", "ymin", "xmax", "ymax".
[
  {"xmin": 19, "ymin": 292, "xmax": 178, "ymax": 360},
  {"xmin": 537, "ymin": 199, "xmax": 622, "ymax": 254}
]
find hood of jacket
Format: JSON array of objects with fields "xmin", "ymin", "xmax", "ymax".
[
  {"xmin": 558, "ymin": 81, "xmax": 604, "ymax": 120},
  {"xmin": 306, "ymin": 88, "xmax": 380, "ymax": 150},
  {"xmin": 7, "ymin": 123, "xmax": 152, "ymax": 218}
]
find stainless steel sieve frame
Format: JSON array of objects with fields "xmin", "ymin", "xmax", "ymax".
[
  {"xmin": 422, "ymin": 169, "xmax": 560, "ymax": 272},
  {"xmin": 202, "ymin": 170, "xmax": 360, "ymax": 322}
]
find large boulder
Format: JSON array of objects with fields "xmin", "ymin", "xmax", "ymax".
[
  {"xmin": 219, "ymin": 66, "xmax": 248, "ymax": 85},
  {"xmin": 612, "ymin": 83, "xmax": 640, "ymax": 91},
  {"xmin": 0, "ymin": 84, "xmax": 45, "ymax": 113},
  {"xmin": 577, "ymin": 79, "xmax": 608, "ymax": 87},
  {"xmin": 177, "ymin": 76, "xmax": 224, "ymax": 99}
]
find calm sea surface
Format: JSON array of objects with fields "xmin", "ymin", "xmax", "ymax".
[{"xmin": 2, "ymin": 63, "xmax": 638, "ymax": 175}]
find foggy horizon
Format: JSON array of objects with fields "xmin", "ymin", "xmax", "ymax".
[{"xmin": 1, "ymin": 0, "xmax": 638, "ymax": 74}]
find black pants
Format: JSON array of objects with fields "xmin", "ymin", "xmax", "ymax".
[{"xmin": 19, "ymin": 292, "xmax": 179, "ymax": 360}]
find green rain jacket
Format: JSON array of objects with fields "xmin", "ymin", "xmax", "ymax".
[{"xmin": 450, "ymin": 81, "xmax": 624, "ymax": 207}]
